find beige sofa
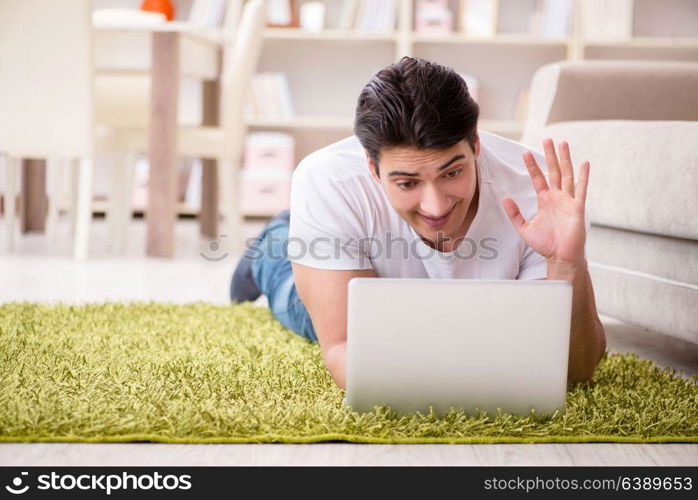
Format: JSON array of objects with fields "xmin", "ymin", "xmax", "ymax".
[{"xmin": 520, "ymin": 60, "xmax": 698, "ymax": 345}]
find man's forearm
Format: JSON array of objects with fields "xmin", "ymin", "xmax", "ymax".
[
  {"xmin": 322, "ymin": 342, "xmax": 347, "ymax": 390},
  {"xmin": 546, "ymin": 258, "xmax": 607, "ymax": 383}
]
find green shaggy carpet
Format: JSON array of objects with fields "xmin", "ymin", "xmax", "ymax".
[{"xmin": 1, "ymin": 302, "xmax": 696, "ymax": 444}]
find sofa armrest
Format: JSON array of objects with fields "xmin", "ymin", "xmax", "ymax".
[{"xmin": 521, "ymin": 60, "xmax": 698, "ymax": 147}]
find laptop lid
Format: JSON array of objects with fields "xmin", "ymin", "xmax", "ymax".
[{"xmin": 345, "ymin": 278, "xmax": 573, "ymax": 417}]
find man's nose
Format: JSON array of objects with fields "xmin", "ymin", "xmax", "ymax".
[{"xmin": 419, "ymin": 185, "xmax": 451, "ymax": 217}]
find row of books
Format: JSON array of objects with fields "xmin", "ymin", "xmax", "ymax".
[
  {"xmin": 263, "ymin": 0, "xmax": 635, "ymax": 39},
  {"xmin": 528, "ymin": 0, "xmax": 633, "ymax": 39},
  {"xmin": 427, "ymin": 0, "xmax": 634, "ymax": 39},
  {"xmin": 241, "ymin": 71, "xmax": 530, "ymax": 124},
  {"xmin": 339, "ymin": 0, "xmax": 398, "ymax": 32},
  {"xmin": 580, "ymin": 0, "xmax": 633, "ymax": 39},
  {"xmin": 417, "ymin": 0, "xmax": 567, "ymax": 38},
  {"xmin": 247, "ymin": 72, "xmax": 295, "ymax": 118},
  {"xmin": 267, "ymin": 0, "xmax": 399, "ymax": 32}
]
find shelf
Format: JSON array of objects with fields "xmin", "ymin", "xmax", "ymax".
[
  {"xmin": 263, "ymin": 28, "xmax": 397, "ymax": 42},
  {"xmin": 246, "ymin": 115, "xmax": 522, "ymax": 138},
  {"xmin": 246, "ymin": 115, "xmax": 354, "ymax": 130},
  {"xmin": 262, "ymin": 28, "xmax": 573, "ymax": 47},
  {"xmin": 411, "ymin": 33, "xmax": 570, "ymax": 47},
  {"xmin": 582, "ymin": 36, "xmax": 698, "ymax": 48}
]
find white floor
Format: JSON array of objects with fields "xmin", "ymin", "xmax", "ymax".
[{"xmin": 1, "ymin": 217, "xmax": 696, "ymax": 465}]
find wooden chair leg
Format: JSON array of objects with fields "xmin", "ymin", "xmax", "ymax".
[
  {"xmin": 200, "ymin": 158, "xmax": 218, "ymax": 238},
  {"xmin": 73, "ymin": 157, "xmax": 93, "ymax": 260},
  {"xmin": 45, "ymin": 158, "xmax": 65, "ymax": 243},
  {"xmin": 217, "ymin": 159, "xmax": 243, "ymax": 254},
  {"xmin": 108, "ymin": 153, "xmax": 136, "ymax": 254},
  {"xmin": 3, "ymin": 155, "xmax": 19, "ymax": 251},
  {"xmin": 68, "ymin": 159, "xmax": 79, "ymax": 237},
  {"xmin": 107, "ymin": 154, "xmax": 125, "ymax": 253}
]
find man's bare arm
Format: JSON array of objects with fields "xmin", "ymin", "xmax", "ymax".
[
  {"xmin": 541, "ymin": 258, "xmax": 607, "ymax": 383},
  {"xmin": 503, "ymin": 138, "xmax": 607, "ymax": 383},
  {"xmin": 291, "ymin": 262, "xmax": 376, "ymax": 390}
]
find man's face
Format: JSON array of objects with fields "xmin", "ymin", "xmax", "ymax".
[{"xmin": 366, "ymin": 135, "xmax": 481, "ymax": 250}]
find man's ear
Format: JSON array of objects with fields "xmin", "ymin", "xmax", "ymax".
[
  {"xmin": 473, "ymin": 131, "xmax": 481, "ymax": 157},
  {"xmin": 365, "ymin": 151, "xmax": 381, "ymax": 183}
]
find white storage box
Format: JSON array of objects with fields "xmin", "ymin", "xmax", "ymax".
[
  {"xmin": 239, "ymin": 168, "xmax": 292, "ymax": 215},
  {"xmin": 243, "ymin": 132, "xmax": 295, "ymax": 171}
]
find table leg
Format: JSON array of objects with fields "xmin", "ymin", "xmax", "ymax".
[
  {"xmin": 200, "ymin": 79, "xmax": 219, "ymax": 239},
  {"xmin": 20, "ymin": 159, "xmax": 47, "ymax": 233},
  {"xmin": 146, "ymin": 32, "xmax": 179, "ymax": 258}
]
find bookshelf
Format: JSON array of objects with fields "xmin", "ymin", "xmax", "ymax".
[
  {"xmin": 245, "ymin": 0, "xmax": 696, "ymax": 147},
  {"xmin": 231, "ymin": 0, "xmax": 697, "ymax": 217},
  {"xmin": 95, "ymin": 0, "xmax": 695, "ymax": 219}
]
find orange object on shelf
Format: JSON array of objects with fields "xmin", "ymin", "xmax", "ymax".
[{"xmin": 140, "ymin": 0, "xmax": 174, "ymax": 21}]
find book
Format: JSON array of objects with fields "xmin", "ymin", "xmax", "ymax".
[
  {"xmin": 337, "ymin": 0, "xmax": 359, "ymax": 29},
  {"xmin": 581, "ymin": 0, "xmax": 633, "ymax": 39},
  {"xmin": 460, "ymin": 0, "xmax": 498, "ymax": 37},
  {"xmin": 355, "ymin": 0, "xmax": 397, "ymax": 32},
  {"xmin": 540, "ymin": 0, "xmax": 571, "ymax": 38},
  {"xmin": 188, "ymin": 0, "xmax": 227, "ymax": 28},
  {"xmin": 248, "ymin": 72, "xmax": 295, "ymax": 119}
]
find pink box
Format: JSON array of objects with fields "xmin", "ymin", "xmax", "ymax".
[
  {"xmin": 239, "ymin": 169, "xmax": 292, "ymax": 215},
  {"xmin": 243, "ymin": 132, "xmax": 295, "ymax": 171},
  {"xmin": 415, "ymin": 7, "xmax": 453, "ymax": 34}
]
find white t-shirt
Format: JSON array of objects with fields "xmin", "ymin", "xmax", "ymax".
[{"xmin": 288, "ymin": 131, "xmax": 590, "ymax": 280}]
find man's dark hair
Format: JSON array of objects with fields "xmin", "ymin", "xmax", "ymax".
[{"xmin": 354, "ymin": 56, "xmax": 480, "ymax": 177}]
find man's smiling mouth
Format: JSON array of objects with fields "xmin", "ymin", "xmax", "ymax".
[{"xmin": 418, "ymin": 203, "xmax": 457, "ymax": 227}]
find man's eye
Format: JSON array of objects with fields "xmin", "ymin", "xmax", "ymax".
[
  {"xmin": 444, "ymin": 169, "xmax": 461, "ymax": 179},
  {"xmin": 397, "ymin": 181, "xmax": 416, "ymax": 190}
]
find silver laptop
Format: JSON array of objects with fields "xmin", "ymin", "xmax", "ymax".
[{"xmin": 345, "ymin": 278, "xmax": 573, "ymax": 417}]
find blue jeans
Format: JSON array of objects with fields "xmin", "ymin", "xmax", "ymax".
[{"xmin": 249, "ymin": 213, "xmax": 318, "ymax": 342}]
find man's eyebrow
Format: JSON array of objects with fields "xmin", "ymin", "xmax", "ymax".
[{"xmin": 386, "ymin": 154, "xmax": 466, "ymax": 177}]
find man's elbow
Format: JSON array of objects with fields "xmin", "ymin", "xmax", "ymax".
[
  {"xmin": 595, "ymin": 317, "xmax": 607, "ymax": 364},
  {"xmin": 321, "ymin": 341, "xmax": 347, "ymax": 391},
  {"xmin": 570, "ymin": 320, "xmax": 607, "ymax": 383}
]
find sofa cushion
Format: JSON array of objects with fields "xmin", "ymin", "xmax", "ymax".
[
  {"xmin": 587, "ymin": 225, "xmax": 698, "ymax": 286},
  {"xmin": 539, "ymin": 120, "xmax": 698, "ymax": 240},
  {"xmin": 589, "ymin": 261, "xmax": 698, "ymax": 344}
]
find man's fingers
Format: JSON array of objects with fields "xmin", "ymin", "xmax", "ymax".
[
  {"xmin": 558, "ymin": 141, "xmax": 575, "ymax": 196},
  {"xmin": 501, "ymin": 196, "xmax": 527, "ymax": 234},
  {"xmin": 543, "ymin": 138, "xmax": 562, "ymax": 190},
  {"xmin": 575, "ymin": 160, "xmax": 590, "ymax": 202},
  {"xmin": 523, "ymin": 151, "xmax": 549, "ymax": 195}
]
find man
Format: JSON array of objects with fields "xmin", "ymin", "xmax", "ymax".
[{"xmin": 230, "ymin": 57, "xmax": 606, "ymax": 390}]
